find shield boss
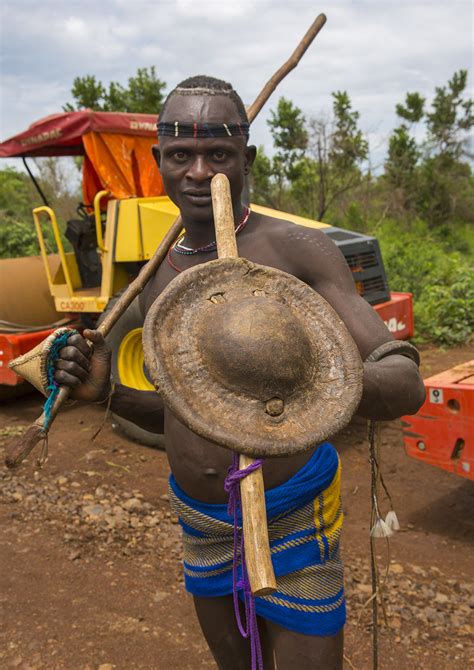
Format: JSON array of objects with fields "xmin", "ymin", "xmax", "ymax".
[{"xmin": 143, "ymin": 258, "xmax": 363, "ymax": 458}]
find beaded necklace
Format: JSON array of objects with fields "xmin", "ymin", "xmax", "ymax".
[{"xmin": 167, "ymin": 207, "xmax": 250, "ymax": 273}]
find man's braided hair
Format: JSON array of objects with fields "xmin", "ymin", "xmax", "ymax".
[{"xmin": 160, "ymin": 75, "xmax": 249, "ymax": 125}]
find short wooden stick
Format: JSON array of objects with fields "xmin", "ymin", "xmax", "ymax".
[
  {"xmin": 211, "ymin": 174, "xmax": 276, "ymax": 596},
  {"xmin": 239, "ymin": 454, "xmax": 277, "ymax": 596}
]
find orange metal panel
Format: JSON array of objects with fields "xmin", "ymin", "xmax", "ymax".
[
  {"xmin": 0, "ymin": 329, "xmax": 56, "ymax": 386},
  {"xmin": 374, "ymin": 292, "xmax": 414, "ymax": 340},
  {"xmin": 402, "ymin": 360, "xmax": 474, "ymax": 480}
]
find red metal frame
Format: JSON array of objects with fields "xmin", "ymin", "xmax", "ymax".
[
  {"xmin": 402, "ymin": 361, "xmax": 474, "ymax": 480},
  {"xmin": 0, "ymin": 330, "xmax": 56, "ymax": 386},
  {"xmin": 0, "ymin": 293, "xmax": 414, "ymax": 388},
  {"xmin": 374, "ymin": 292, "xmax": 414, "ymax": 340}
]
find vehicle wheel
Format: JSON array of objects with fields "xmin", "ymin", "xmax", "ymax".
[
  {"xmin": 98, "ymin": 292, "xmax": 164, "ymax": 449},
  {"xmin": 0, "ymin": 381, "xmax": 35, "ymax": 403}
]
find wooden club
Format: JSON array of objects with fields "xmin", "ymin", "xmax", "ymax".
[{"xmin": 5, "ymin": 12, "xmax": 327, "ymax": 469}]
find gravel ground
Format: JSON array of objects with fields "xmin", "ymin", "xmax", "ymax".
[{"xmin": 0, "ymin": 343, "xmax": 473, "ymax": 669}]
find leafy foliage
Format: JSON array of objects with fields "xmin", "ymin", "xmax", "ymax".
[
  {"xmin": 251, "ymin": 92, "xmax": 368, "ymax": 219},
  {"xmin": 249, "ymin": 70, "xmax": 473, "ymax": 346},
  {"xmin": 426, "ymin": 70, "xmax": 474, "ymax": 159},
  {"xmin": 0, "ymin": 163, "xmax": 77, "ymax": 259},
  {"xmin": 395, "ymin": 92, "xmax": 425, "ymax": 123},
  {"xmin": 329, "ymin": 91, "xmax": 368, "ymax": 173},
  {"xmin": 376, "ymin": 221, "xmax": 474, "ymax": 346},
  {"xmin": 2, "ymin": 69, "xmax": 472, "ymax": 346},
  {"xmin": 0, "ymin": 167, "xmax": 42, "ymax": 258},
  {"xmin": 64, "ymin": 66, "xmax": 167, "ymax": 114}
]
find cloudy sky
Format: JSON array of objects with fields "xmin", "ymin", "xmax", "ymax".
[{"xmin": 0, "ymin": 0, "xmax": 472, "ymax": 169}]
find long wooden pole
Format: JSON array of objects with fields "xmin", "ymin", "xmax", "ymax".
[
  {"xmin": 246, "ymin": 13, "xmax": 327, "ymax": 122},
  {"xmin": 5, "ymin": 217, "xmax": 182, "ymax": 469},
  {"xmin": 5, "ymin": 13, "xmax": 327, "ymax": 469},
  {"xmin": 211, "ymin": 173, "xmax": 276, "ymax": 596}
]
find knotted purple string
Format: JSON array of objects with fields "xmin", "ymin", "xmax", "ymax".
[{"xmin": 224, "ymin": 453, "xmax": 265, "ymax": 670}]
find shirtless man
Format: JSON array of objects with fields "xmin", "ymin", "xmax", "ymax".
[{"xmin": 55, "ymin": 76, "xmax": 425, "ymax": 669}]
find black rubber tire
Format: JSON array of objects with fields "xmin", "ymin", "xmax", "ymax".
[
  {"xmin": 110, "ymin": 415, "xmax": 165, "ymax": 449},
  {"xmin": 0, "ymin": 381, "xmax": 35, "ymax": 403},
  {"xmin": 98, "ymin": 292, "xmax": 165, "ymax": 449}
]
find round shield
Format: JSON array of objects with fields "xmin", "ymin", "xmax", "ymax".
[{"xmin": 143, "ymin": 258, "xmax": 363, "ymax": 458}]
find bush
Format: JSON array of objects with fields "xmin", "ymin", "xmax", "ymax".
[
  {"xmin": 0, "ymin": 219, "xmax": 41, "ymax": 258},
  {"xmin": 0, "ymin": 165, "xmax": 72, "ymax": 259},
  {"xmin": 376, "ymin": 220, "xmax": 474, "ymax": 346},
  {"xmin": 416, "ymin": 268, "xmax": 474, "ymax": 346}
]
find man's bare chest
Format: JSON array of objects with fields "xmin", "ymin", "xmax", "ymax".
[{"xmin": 142, "ymin": 230, "xmax": 310, "ymax": 317}]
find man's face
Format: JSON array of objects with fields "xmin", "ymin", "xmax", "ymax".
[{"xmin": 155, "ymin": 94, "xmax": 255, "ymax": 224}]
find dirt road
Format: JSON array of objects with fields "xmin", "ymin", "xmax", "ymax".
[{"xmin": 1, "ymin": 344, "xmax": 473, "ymax": 669}]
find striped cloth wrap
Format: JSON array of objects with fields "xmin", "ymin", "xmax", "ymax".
[{"xmin": 168, "ymin": 442, "xmax": 345, "ymax": 636}]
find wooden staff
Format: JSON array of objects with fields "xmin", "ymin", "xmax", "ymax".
[
  {"xmin": 211, "ymin": 173, "xmax": 276, "ymax": 596},
  {"xmin": 5, "ymin": 218, "xmax": 183, "ymax": 469},
  {"xmin": 5, "ymin": 13, "xmax": 327, "ymax": 469}
]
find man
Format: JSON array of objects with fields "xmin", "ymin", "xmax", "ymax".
[{"xmin": 55, "ymin": 76, "xmax": 425, "ymax": 669}]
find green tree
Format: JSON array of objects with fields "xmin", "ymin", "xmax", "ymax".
[
  {"xmin": 0, "ymin": 163, "xmax": 79, "ymax": 259},
  {"xmin": 395, "ymin": 92, "xmax": 425, "ymax": 123},
  {"xmin": 385, "ymin": 91, "xmax": 424, "ymax": 205},
  {"xmin": 305, "ymin": 92, "xmax": 368, "ymax": 220},
  {"xmin": 384, "ymin": 125, "xmax": 420, "ymax": 215},
  {"xmin": 329, "ymin": 91, "xmax": 368, "ymax": 173},
  {"xmin": 63, "ymin": 75, "xmax": 105, "ymax": 111},
  {"xmin": 419, "ymin": 70, "xmax": 473, "ymax": 228},
  {"xmin": 248, "ymin": 147, "xmax": 275, "ymax": 206},
  {"xmin": 385, "ymin": 126, "xmax": 420, "ymax": 186},
  {"xmin": 384, "ymin": 72, "xmax": 473, "ymax": 229},
  {"xmin": 0, "ymin": 167, "xmax": 45, "ymax": 258},
  {"xmin": 251, "ymin": 93, "xmax": 368, "ymax": 220},
  {"xmin": 64, "ymin": 66, "xmax": 167, "ymax": 114},
  {"xmin": 426, "ymin": 69, "xmax": 473, "ymax": 159},
  {"xmin": 267, "ymin": 98, "xmax": 308, "ymax": 208}
]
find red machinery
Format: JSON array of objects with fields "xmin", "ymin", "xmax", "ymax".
[
  {"xmin": 402, "ymin": 361, "xmax": 474, "ymax": 480},
  {"xmin": 1, "ymin": 111, "xmax": 415, "ymax": 392}
]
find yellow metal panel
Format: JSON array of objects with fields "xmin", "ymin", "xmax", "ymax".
[
  {"xmin": 111, "ymin": 264, "xmax": 129, "ymax": 296},
  {"xmin": 54, "ymin": 295, "xmax": 109, "ymax": 313},
  {"xmin": 114, "ymin": 195, "xmax": 328, "ymax": 265},
  {"xmin": 102, "ymin": 199, "xmax": 119, "ymax": 297},
  {"xmin": 114, "ymin": 199, "xmax": 144, "ymax": 261},
  {"xmin": 52, "ymin": 252, "xmax": 82, "ymax": 290},
  {"xmin": 93, "ymin": 190, "xmax": 110, "ymax": 253},
  {"xmin": 139, "ymin": 197, "xmax": 181, "ymax": 260},
  {"xmin": 250, "ymin": 204, "xmax": 329, "ymax": 230}
]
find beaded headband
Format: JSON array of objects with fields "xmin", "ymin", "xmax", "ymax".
[{"xmin": 157, "ymin": 121, "xmax": 250, "ymax": 139}]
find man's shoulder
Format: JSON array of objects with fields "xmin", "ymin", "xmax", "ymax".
[
  {"xmin": 251, "ymin": 209, "xmax": 328, "ymax": 242},
  {"xmin": 248, "ymin": 210, "xmax": 346, "ymax": 283},
  {"xmin": 251, "ymin": 210, "xmax": 337, "ymax": 255}
]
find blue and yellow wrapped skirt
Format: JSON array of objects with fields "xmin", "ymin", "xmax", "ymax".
[{"xmin": 168, "ymin": 442, "xmax": 345, "ymax": 636}]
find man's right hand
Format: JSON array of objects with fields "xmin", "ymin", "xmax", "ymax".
[{"xmin": 54, "ymin": 329, "xmax": 112, "ymax": 402}]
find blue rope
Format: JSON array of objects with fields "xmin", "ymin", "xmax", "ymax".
[{"xmin": 43, "ymin": 329, "xmax": 78, "ymax": 429}]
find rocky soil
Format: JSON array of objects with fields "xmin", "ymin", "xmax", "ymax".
[{"xmin": 1, "ymin": 343, "xmax": 473, "ymax": 669}]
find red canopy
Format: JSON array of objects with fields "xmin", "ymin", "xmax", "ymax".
[
  {"xmin": 0, "ymin": 110, "xmax": 158, "ymax": 158},
  {"xmin": 0, "ymin": 110, "xmax": 165, "ymax": 201}
]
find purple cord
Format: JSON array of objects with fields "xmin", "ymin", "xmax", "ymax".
[{"xmin": 224, "ymin": 453, "xmax": 265, "ymax": 670}]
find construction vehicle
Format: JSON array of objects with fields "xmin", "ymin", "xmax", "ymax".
[
  {"xmin": 0, "ymin": 110, "xmax": 414, "ymax": 443},
  {"xmin": 0, "ymin": 254, "xmax": 78, "ymax": 400},
  {"xmin": 402, "ymin": 361, "xmax": 474, "ymax": 480}
]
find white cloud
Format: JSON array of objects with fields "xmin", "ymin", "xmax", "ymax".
[
  {"xmin": 175, "ymin": 0, "xmax": 250, "ymax": 21},
  {"xmin": 0, "ymin": 0, "xmax": 472, "ymax": 169},
  {"xmin": 64, "ymin": 16, "xmax": 87, "ymax": 38}
]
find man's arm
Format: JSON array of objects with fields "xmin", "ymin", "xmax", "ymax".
[
  {"xmin": 53, "ymin": 330, "xmax": 165, "ymax": 434},
  {"xmin": 285, "ymin": 225, "xmax": 426, "ymax": 420},
  {"xmin": 110, "ymin": 384, "xmax": 165, "ymax": 434}
]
